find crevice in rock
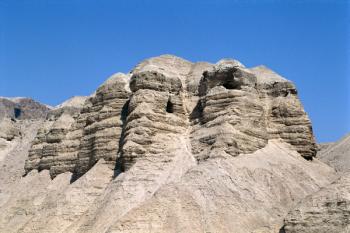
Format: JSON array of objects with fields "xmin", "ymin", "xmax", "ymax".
[
  {"xmin": 114, "ymin": 99, "xmax": 130, "ymax": 178},
  {"xmin": 279, "ymin": 226, "xmax": 286, "ymax": 233},
  {"xmin": 189, "ymin": 101, "xmax": 204, "ymax": 122},
  {"xmin": 69, "ymin": 172, "xmax": 79, "ymax": 184}
]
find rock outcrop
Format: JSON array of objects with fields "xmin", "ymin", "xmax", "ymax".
[
  {"xmin": 24, "ymin": 55, "xmax": 317, "ymax": 180},
  {"xmin": 24, "ymin": 73, "xmax": 131, "ymax": 178},
  {"xmin": 0, "ymin": 97, "xmax": 51, "ymax": 121},
  {"xmin": 0, "ymin": 97, "xmax": 50, "ymax": 142},
  {"xmin": 283, "ymin": 173, "xmax": 350, "ymax": 233},
  {"xmin": 318, "ymin": 133, "xmax": 350, "ymax": 173},
  {"xmin": 0, "ymin": 55, "xmax": 343, "ymax": 233},
  {"xmin": 283, "ymin": 134, "xmax": 350, "ymax": 233},
  {"xmin": 0, "ymin": 98, "xmax": 50, "ymax": 207}
]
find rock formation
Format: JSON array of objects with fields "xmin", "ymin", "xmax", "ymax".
[
  {"xmin": 0, "ymin": 97, "xmax": 50, "ymax": 120},
  {"xmin": 24, "ymin": 74, "xmax": 131, "ymax": 178},
  {"xmin": 24, "ymin": 55, "xmax": 317, "ymax": 180},
  {"xmin": 0, "ymin": 97, "xmax": 50, "ymax": 207},
  {"xmin": 283, "ymin": 173, "xmax": 350, "ymax": 233},
  {"xmin": 0, "ymin": 55, "xmax": 347, "ymax": 233},
  {"xmin": 283, "ymin": 134, "xmax": 350, "ymax": 233},
  {"xmin": 318, "ymin": 133, "xmax": 350, "ymax": 173}
]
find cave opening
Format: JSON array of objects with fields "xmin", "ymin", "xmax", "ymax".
[
  {"xmin": 304, "ymin": 156, "xmax": 313, "ymax": 161},
  {"xmin": 166, "ymin": 99, "xmax": 174, "ymax": 113},
  {"xmin": 223, "ymin": 81, "xmax": 237, "ymax": 89},
  {"xmin": 222, "ymin": 78, "xmax": 240, "ymax": 89},
  {"xmin": 14, "ymin": 108, "xmax": 21, "ymax": 119}
]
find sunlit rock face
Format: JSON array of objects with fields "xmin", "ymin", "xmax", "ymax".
[
  {"xmin": 24, "ymin": 55, "xmax": 316, "ymax": 179},
  {"xmin": 251, "ymin": 66, "xmax": 317, "ymax": 159},
  {"xmin": 25, "ymin": 73, "xmax": 131, "ymax": 178},
  {"xmin": 192, "ymin": 60, "xmax": 268, "ymax": 160},
  {"xmin": 2, "ymin": 55, "xmax": 339, "ymax": 233},
  {"xmin": 283, "ymin": 173, "xmax": 350, "ymax": 233}
]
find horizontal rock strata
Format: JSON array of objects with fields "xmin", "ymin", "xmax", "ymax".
[
  {"xmin": 0, "ymin": 55, "xmax": 340, "ymax": 233},
  {"xmin": 24, "ymin": 55, "xmax": 317, "ymax": 179}
]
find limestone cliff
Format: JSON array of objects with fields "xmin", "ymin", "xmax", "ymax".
[
  {"xmin": 24, "ymin": 55, "xmax": 317, "ymax": 179},
  {"xmin": 0, "ymin": 55, "xmax": 343, "ymax": 233}
]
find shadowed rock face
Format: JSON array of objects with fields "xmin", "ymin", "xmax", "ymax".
[
  {"xmin": 0, "ymin": 97, "xmax": 51, "ymax": 121},
  {"xmin": 24, "ymin": 55, "xmax": 316, "ymax": 179},
  {"xmin": 0, "ymin": 97, "xmax": 50, "ymax": 144}
]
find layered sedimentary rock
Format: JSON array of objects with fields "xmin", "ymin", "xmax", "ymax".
[
  {"xmin": 251, "ymin": 66, "xmax": 317, "ymax": 159},
  {"xmin": 121, "ymin": 56, "xmax": 191, "ymax": 170},
  {"xmin": 0, "ymin": 55, "xmax": 337, "ymax": 233},
  {"xmin": 74, "ymin": 73, "xmax": 131, "ymax": 176},
  {"xmin": 24, "ymin": 99, "xmax": 86, "ymax": 177},
  {"xmin": 24, "ymin": 55, "xmax": 317, "ymax": 180},
  {"xmin": 25, "ymin": 73, "xmax": 131, "ymax": 178},
  {"xmin": 192, "ymin": 60, "xmax": 268, "ymax": 160}
]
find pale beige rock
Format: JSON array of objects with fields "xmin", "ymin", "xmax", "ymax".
[
  {"xmin": 0, "ymin": 55, "xmax": 340, "ymax": 233},
  {"xmin": 105, "ymin": 140, "xmax": 335, "ymax": 233},
  {"xmin": 55, "ymin": 96, "xmax": 88, "ymax": 109},
  {"xmin": 283, "ymin": 134, "xmax": 350, "ymax": 233},
  {"xmin": 24, "ymin": 73, "xmax": 131, "ymax": 178},
  {"xmin": 318, "ymin": 133, "xmax": 350, "ymax": 173},
  {"xmin": 0, "ymin": 98, "xmax": 50, "ymax": 208},
  {"xmin": 283, "ymin": 173, "xmax": 350, "ymax": 233}
]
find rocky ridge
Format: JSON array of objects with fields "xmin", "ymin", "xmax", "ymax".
[
  {"xmin": 318, "ymin": 133, "xmax": 350, "ymax": 173},
  {"xmin": 24, "ymin": 55, "xmax": 317, "ymax": 180},
  {"xmin": 0, "ymin": 55, "xmax": 347, "ymax": 233}
]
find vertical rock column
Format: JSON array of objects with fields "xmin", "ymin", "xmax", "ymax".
[
  {"xmin": 74, "ymin": 73, "xmax": 131, "ymax": 177},
  {"xmin": 121, "ymin": 69, "xmax": 189, "ymax": 170},
  {"xmin": 191, "ymin": 61, "xmax": 268, "ymax": 161}
]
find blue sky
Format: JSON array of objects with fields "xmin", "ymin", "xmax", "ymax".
[{"xmin": 0, "ymin": 0, "xmax": 349, "ymax": 142}]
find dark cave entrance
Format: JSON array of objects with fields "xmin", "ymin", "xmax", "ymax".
[
  {"xmin": 223, "ymin": 81, "xmax": 237, "ymax": 89},
  {"xmin": 166, "ymin": 99, "xmax": 174, "ymax": 113},
  {"xmin": 14, "ymin": 108, "xmax": 21, "ymax": 119}
]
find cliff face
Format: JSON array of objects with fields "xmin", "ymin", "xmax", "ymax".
[
  {"xmin": 24, "ymin": 74, "xmax": 131, "ymax": 178},
  {"xmin": 24, "ymin": 55, "xmax": 316, "ymax": 179},
  {"xmin": 0, "ymin": 55, "xmax": 342, "ymax": 233}
]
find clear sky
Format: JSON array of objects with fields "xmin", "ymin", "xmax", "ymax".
[{"xmin": 0, "ymin": 0, "xmax": 349, "ymax": 142}]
